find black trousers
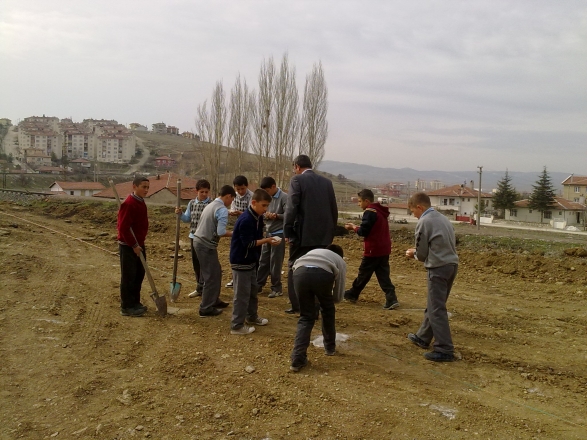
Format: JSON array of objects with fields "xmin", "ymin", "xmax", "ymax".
[
  {"xmin": 287, "ymin": 243, "xmax": 326, "ymax": 311},
  {"xmin": 291, "ymin": 266, "xmax": 336, "ymax": 364},
  {"xmin": 190, "ymin": 238, "xmax": 203, "ymax": 291},
  {"xmin": 345, "ymin": 255, "xmax": 397, "ymax": 303},
  {"xmin": 119, "ymin": 244, "xmax": 145, "ymax": 309}
]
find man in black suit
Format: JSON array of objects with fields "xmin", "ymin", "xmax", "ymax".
[{"xmin": 283, "ymin": 154, "xmax": 338, "ymax": 314}]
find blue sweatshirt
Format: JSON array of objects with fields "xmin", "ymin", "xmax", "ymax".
[{"xmin": 229, "ymin": 206, "xmax": 265, "ymax": 270}]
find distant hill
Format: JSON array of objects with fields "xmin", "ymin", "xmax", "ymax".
[{"xmin": 318, "ymin": 160, "xmax": 572, "ymax": 194}]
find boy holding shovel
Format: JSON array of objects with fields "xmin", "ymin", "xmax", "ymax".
[{"xmin": 117, "ymin": 176, "xmax": 150, "ymax": 317}]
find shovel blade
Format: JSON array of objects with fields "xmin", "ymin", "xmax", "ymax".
[
  {"xmin": 170, "ymin": 282, "xmax": 182, "ymax": 302},
  {"xmin": 150, "ymin": 292, "xmax": 167, "ymax": 317}
]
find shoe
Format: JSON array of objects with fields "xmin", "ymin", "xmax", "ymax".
[
  {"xmin": 257, "ymin": 286, "xmax": 264, "ymax": 293},
  {"xmin": 324, "ymin": 349, "xmax": 336, "ymax": 356},
  {"xmin": 225, "ymin": 280, "xmax": 234, "ymax": 288},
  {"xmin": 343, "ymin": 291, "xmax": 357, "ymax": 303},
  {"xmin": 407, "ymin": 333, "xmax": 430, "ymax": 349},
  {"xmin": 136, "ymin": 303, "xmax": 147, "ymax": 312},
  {"xmin": 424, "ymin": 351, "xmax": 455, "ymax": 362},
  {"xmin": 231, "ymin": 324, "xmax": 255, "ymax": 335},
  {"xmin": 383, "ymin": 300, "xmax": 400, "ymax": 310},
  {"xmin": 215, "ymin": 300, "xmax": 229, "ymax": 308},
  {"xmin": 268, "ymin": 291, "xmax": 283, "ymax": 298},
  {"xmin": 120, "ymin": 306, "xmax": 146, "ymax": 317},
  {"xmin": 199, "ymin": 308, "xmax": 222, "ymax": 318},
  {"xmin": 188, "ymin": 289, "xmax": 202, "ymax": 298},
  {"xmin": 290, "ymin": 358, "xmax": 309, "ymax": 372},
  {"xmin": 246, "ymin": 317, "xmax": 268, "ymax": 326},
  {"xmin": 284, "ymin": 308, "xmax": 299, "ymax": 315}
]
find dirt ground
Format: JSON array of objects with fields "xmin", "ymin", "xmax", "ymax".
[{"xmin": 0, "ymin": 198, "xmax": 586, "ymax": 439}]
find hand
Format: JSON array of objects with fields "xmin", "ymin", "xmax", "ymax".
[
  {"xmin": 133, "ymin": 246, "xmax": 143, "ymax": 257},
  {"xmin": 405, "ymin": 248, "xmax": 416, "ymax": 259},
  {"xmin": 345, "ymin": 223, "xmax": 356, "ymax": 231},
  {"xmin": 175, "ymin": 207, "xmax": 182, "ymax": 214},
  {"xmin": 269, "ymin": 236, "xmax": 282, "ymax": 246}
]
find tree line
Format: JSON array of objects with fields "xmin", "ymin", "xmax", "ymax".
[
  {"xmin": 195, "ymin": 54, "xmax": 328, "ymax": 193},
  {"xmin": 492, "ymin": 167, "xmax": 557, "ymax": 223}
]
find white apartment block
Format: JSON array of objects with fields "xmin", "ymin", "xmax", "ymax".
[{"xmin": 17, "ymin": 116, "xmax": 137, "ymax": 165}]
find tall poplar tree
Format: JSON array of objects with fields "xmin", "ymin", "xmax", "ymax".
[{"xmin": 528, "ymin": 166, "xmax": 556, "ymax": 223}]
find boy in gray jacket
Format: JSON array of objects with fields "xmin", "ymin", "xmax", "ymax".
[
  {"xmin": 405, "ymin": 192, "xmax": 459, "ymax": 362},
  {"xmin": 256, "ymin": 177, "xmax": 288, "ymax": 297}
]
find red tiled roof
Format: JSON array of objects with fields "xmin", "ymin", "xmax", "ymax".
[
  {"xmin": 155, "ymin": 156, "xmax": 174, "ymax": 161},
  {"xmin": 93, "ymin": 173, "xmax": 198, "ymax": 199},
  {"xmin": 514, "ymin": 197, "xmax": 586, "ymax": 211},
  {"xmin": 71, "ymin": 158, "xmax": 90, "ymax": 163},
  {"xmin": 561, "ymin": 175, "xmax": 587, "ymax": 185},
  {"xmin": 51, "ymin": 181, "xmax": 106, "ymax": 191},
  {"xmin": 426, "ymin": 184, "xmax": 492, "ymax": 198}
]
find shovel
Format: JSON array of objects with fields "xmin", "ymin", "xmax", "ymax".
[
  {"xmin": 170, "ymin": 179, "xmax": 182, "ymax": 302},
  {"xmin": 110, "ymin": 180, "xmax": 167, "ymax": 317}
]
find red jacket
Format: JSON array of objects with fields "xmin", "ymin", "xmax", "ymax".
[
  {"xmin": 117, "ymin": 194, "xmax": 149, "ymax": 248},
  {"xmin": 354, "ymin": 203, "xmax": 392, "ymax": 257}
]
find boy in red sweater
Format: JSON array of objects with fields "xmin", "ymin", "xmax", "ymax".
[
  {"xmin": 117, "ymin": 176, "xmax": 150, "ymax": 317},
  {"xmin": 344, "ymin": 189, "xmax": 399, "ymax": 310}
]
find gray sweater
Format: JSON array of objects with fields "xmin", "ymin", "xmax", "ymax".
[
  {"xmin": 265, "ymin": 188, "xmax": 288, "ymax": 235},
  {"xmin": 292, "ymin": 249, "xmax": 347, "ymax": 302},
  {"xmin": 414, "ymin": 209, "xmax": 459, "ymax": 268}
]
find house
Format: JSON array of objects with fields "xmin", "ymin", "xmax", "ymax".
[
  {"xmin": 24, "ymin": 148, "xmax": 52, "ymax": 167},
  {"xmin": 129, "ymin": 123, "xmax": 148, "ymax": 131},
  {"xmin": 561, "ymin": 175, "xmax": 587, "ymax": 203},
  {"xmin": 167, "ymin": 126, "xmax": 179, "ymax": 135},
  {"xmin": 505, "ymin": 197, "xmax": 586, "ymax": 226},
  {"xmin": 70, "ymin": 158, "xmax": 92, "ymax": 168},
  {"xmin": 152, "ymin": 122, "xmax": 167, "ymax": 134},
  {"xmin": 154, "ymin": 156, "xmax": 176, "ymax": 168},
  {"xmin": 50, "ymin": 181, "xmax": 106, "ymax": 196},
  {"xmin": 388, "ymin": 202, "xmax": 412, "ymax": 216},
  {"xmin": 426, "ymin": 184, "xmax": 493, "ymax": 220},
  {"xmin": 93, "ymin": 173, "xmax": 199, "ymax": 205},
  {"xmin": 38, "ymin": 166, "xmax": 69, "ymax": 175}
]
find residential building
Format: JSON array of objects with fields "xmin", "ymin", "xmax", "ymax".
[
  {"xmin": 70, "ymin": 158, "xmax": 91, "ymax": 169},
  {"xmin": 24, "ymin": 148, "xmax": 52, "ymax": 167},
  {"xmin": 152, "ymin": 122, "xmax": 167, "ymax": 134},
  {"xmin": 181, "ymin": 131, "xmax": 199, "ymax": 140},
  {"xmin": 426, "ymin": 184, "xmax": 493, "ymax": 219},
  {"xmin": 167, "ymin": 126, "xmax": 179, "ymax": 135},
  {"xmin": 129, "ymin": 123, "xmax": 148, "ymax": 131},
  {"xmin": 154, "ymin": 156, "xmax": 176, "ymax": 168},
  {"xmin": 505, "ymin": 197, "xmax": 586, "ymax": 226},
  {"xmin": 50, "ymin": 181, "xmax": 106, "ymax": 196},
  {"xmin": 561, "ymin": 175, "xmax": 587, "ymax": 203}
]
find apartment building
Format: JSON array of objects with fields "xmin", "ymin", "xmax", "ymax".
[{"xmin": 152, "ymin": 122, "xmax": 167, "ymax": 134}]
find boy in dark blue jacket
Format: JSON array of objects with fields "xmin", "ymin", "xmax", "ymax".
[{"xmin": 230, "ymin": 189, "xmax": 280, "ymax": 335}]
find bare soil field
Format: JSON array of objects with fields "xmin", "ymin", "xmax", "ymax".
[{"xmin": 1, "ymin": 198, "xmax": 586, "ymax": 439}]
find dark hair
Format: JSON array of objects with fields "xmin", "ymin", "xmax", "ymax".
[
  {"xmin": 409, "ymin": 192, "xmax": 431, "ymax": 208},
  {"xmin": 219, "ymin": 185, "xmax": 236, "ymax": 197},
  {"xmin": 357, "ymin": 189, "xmax": 374, "ymax": 203},
  {"xmin": 196, "ymin": 179, "xmax": 211, "ymax": 190},
  {"xmin": 293, "ymin": 154, "xmax": 312, "ymax": 169},
  {"xmin": 132, "ymin": 176, "xmax": 149, "ymax": 186},
  {"xmin": 260, "ymin": 176, "xmax": 276, "ymax": 189},
  {"xmin": 252, "ymin": 188, "xmax": 272, "ymax": 203},
  {"xmin": 233, "ymin": 175, "xmax": 249, "ymax": 187},
  {"xmin": 326, "ymin": 244, "xmax": 344, "ymax": 258}
]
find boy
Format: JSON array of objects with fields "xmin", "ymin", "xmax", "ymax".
[
  {"xmin": 226, "ymin": 175, "xmax": 254, "ymax": 288},
  {"xmin": 290, "ymin": 244, "xmax": 346, "ymax": 372},
  {"xmin": 193, "ymin": 185, "xmax": 236, "ymax": 317},
  {"xmin": 175, "ymin": 179, "xmax": 211, "ymax": 298},
  {"xmin": 344, "ymin": 189, "xmax": 399, "ymax": 310},
  {"xmin": 405, "ymin": 192, "xmax": 459, "ymax": 362},
  {"xmin": 117, "ymin": 176, "xmax": 150, "ymax": 317},
  {"xmin": 257, "ymin": 176, "xmax": 288, "ymax": 297},
  {"xmin": 229, "ymin": 189, "xmax": 279, "ymax": 335}
]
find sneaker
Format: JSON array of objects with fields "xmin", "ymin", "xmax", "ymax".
[
  {"xmin": 188, "ymin": 289, "xmax": 202, "ymax": 298},
  {"xmin": 284, "ymin": 308, "xmax": 299, "ymax": 315},
  {"xmin": 120, "ymin": 306, "xmax": 146, "ymax": 317},
  {"xmin": 424, "ymin": 351, "xmax": 455, "ymax": 362},
  {"xmin": 230, "ymin": 324, "xmax": 256, "ymax": 335},
  {"xmin": 407, "ymin": 333, "xmax": 430, "ymax": 349},
  {"xmin": 257, "ymin": 286, "xmax": 264, "ymax": 293},
  {"xmin": 136, "ymin": 303, "xmax": 148, "ymax": 312},
  {"xmin": 246, "ymin": 317, "xmax": 269, "ymax": 326},
  {"xmin": 324, "ymin": 349, "xmax": 336, "ymax": 356},
  {"xmin": 383, "ymin": 300, "xmax": 400, "ymax": 310},
  {"xmin": 290, "ymin": 358, "xmax": 309, "ymax": 372},
  {"xmin": 268, "ymin": 291, "xmax": 283, "ymax": 298},
  {"xmin": 199, "ymin": 308, "xmax": 222, "ymax": 318},
  {"xmin": 225, "ymin": 280, "xmax": 234, "ymax": 288},
  {"xmin": 215, "ymin": 300, "xmax": 229, "ymax": 309}
]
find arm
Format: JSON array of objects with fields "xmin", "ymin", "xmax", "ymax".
[
  {"xmin": 328, "ymin": 182, "xmax": 338, "ymax": 228},
  {"xmin": 346, "ymin": 209, "xmax": 376, "ymax": 236},
  {"xmin": 216, "ymin": 207, "xmax": 232, "ymax": 237},
  {"xmin": 332, "ymin": 258, "xmax": 347, "ymax": 303},
  {"xmin": 413, "ymin": 221, "xmax": 429, "ymax": 262},
  {"xmin": 118, "ymin": 202, "xmax": 142, "ymax": 255},
  {"xmin": 177, "ymin": 200, "xmax": 192, "ymax": 223},
  {"xmin": 283, "ymin": 178, "xmax": 301, "ymax": 241}
]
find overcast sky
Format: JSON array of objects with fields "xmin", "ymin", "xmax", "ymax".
[{"xmin": 1, "ymin": 0, "xmax": 585, "ymax": 173}]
